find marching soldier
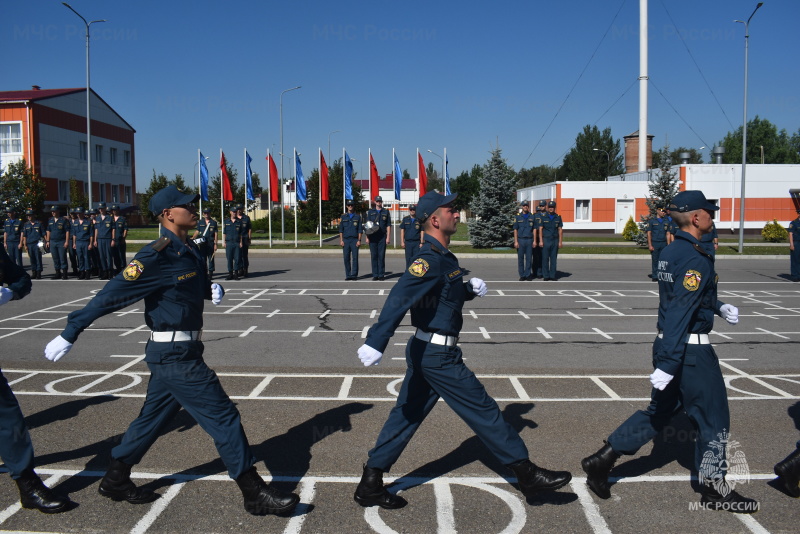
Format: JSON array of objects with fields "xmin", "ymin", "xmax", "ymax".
[
  {"xmin": 222, "ymin": 206, "xmax": 242, "ymax": 280},
  {"xmin": 111, "ymin": 204, "xmax": 128, "ymax": 275},
  {"xmin": 399, "ymin": 204, "xmax": 423, "ymax": 268},
  {"xmin": 94, "ymin": 203, "xmax": 116, "ymax": 280},
  {"xmin": 646, "ymin": 206, "xmax": 669, "ymax": 281},
  {"xmin": 22, "ymin": 209, "xmax": 45, "ymax": 279},
  {"xmin": 193, "ymin": 207, "xmax": 218, "ymax": 278},
  {"xmin": 45, "ymin": 206, "xmax": 70, "ymax": 280},
  {"xmin": 236, "ymin": 205, "xmax": 252, "ymax": 278},
  {"xmin": 72, "ymin": 208, "xmax": 94, "ymax": 279},
  {"xmin": 366, "ymin": 196, "xmax": 391, "ymax": 280},
  {"xmin": 3, "ymin": 207, "xmax": 24, "ymax": 267},
  {"xmin": 513, "ymin": 200, "xmax": 535, "ymax": 280},
  {"xmin": 538, "ymin": 201, "xmax": 563, "ymax": 281},
  {"xmin": 339, "ymin": 200, "xmax": 363, "ymax": 280}
]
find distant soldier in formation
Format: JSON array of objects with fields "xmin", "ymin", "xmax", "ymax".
[
  {"xmin": 112, "ymin": 204, "xmax": 128, "ymax": 275},
  {"xmin": 646, "ymin": 206, "xmax": 669, "ymax": 282},
  {"xmin": 222, "ymin": 206, "xmax": 243, "ymax": 280},
  {"xmin": 3, "ymin": 207, "xmax": 23, "ymax": 267},
  {"xmin": 538, "ymin": 201, "xmax": 563, "ymax": 281},
  {"xmin": 339, "ymin": 200, "xmax": 362, "ymax": 280},
  {"xmin": 22, "ymin": 209, "xmax": 45, "ymax": 279},
  {"xmin": 67, "ymin": 209, "xmax": 80, "ymax": 277},
  {"xmin": 94, "ymin": 203, "xmax": 116, "ymax": 280},
  {"xmin": 87, "ymin": 209, "xmax": 100, "ymax": 277},
  {"xmin": 72, "ymin": 208, "xmax": 94, "ymax": 280},
  {"xmin": 366, "ymin": 196, "xmax": 391, "ymax": 280},
  {"xmin": 236, "ymin": 205, "xmax": 252, "ymax": 278},
  {"xmin": 513, "ymin": 200, "xmax": 535, "ymax": 281},
  {"xmin": 399, "ymin": 204, "xmax": 423, "ymax": 268},
  {"xmin": 45, "ymin": 205, "xmax": 70, "ymax": 280},
  {"xmin": 193, "ymin": 207, "xmax": 218, "ymax": 278},
  {"xmin": 788, "ymin": 209, "xmax": 799, "ymax": 282},
  {"xmin": 532, "ymin": 200, "xmax": 546, "ymax": 279}
]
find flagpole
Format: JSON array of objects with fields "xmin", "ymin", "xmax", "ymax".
[
  {"xmin": 220, "ymin": 149, "xmax": 224, "ymax": 227},
  {"xmin": 267, "ymin": 148, "xmax": 272, "ymax": 248},
  {"xmin": 294, "ymin": 147, "xmax": 298, "ymax": 249},
  {"xmin": 416, "ymin": 147, "xmax": 420, "ymax": 202},
  {"xmin": 443, "ymin": 147, "xmax": 448, "ymax": 195},
  {"xmin": 243, "ymin": 148, "xmax": 247, "ymax": 214},
  {"xmin": 368, "ymin": 148, "xmax": 372, "ymax": 205},
  {"xmin": 342, "ymin": 147, "xmax": 346, "ymax": 214},
  {"xmin": 392, "ymin": 148, "xmax": 397, "ymax": 249},
  {"xmin": 318, "ymin": 147, "xmax": 322, "ymax": 248},
  {"xmin": 198, "ymin": 149, "xmax": 202, "ymax": 213}
]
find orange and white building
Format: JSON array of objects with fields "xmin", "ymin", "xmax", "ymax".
[{"xmin": 0, "ymin": 86, "xmax": 136, "ymax": 208}]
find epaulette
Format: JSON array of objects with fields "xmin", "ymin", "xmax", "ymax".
[
  {"xmin": 150, "ymin": 236, "xmax": 171, "ymax": 252},
  {"xmin": 692, "ymin": 243, "xmax": 712, "ymax": 260},
  {"xmin": 429, "ymin": 244, "xmax": 442, "ymax": 254}
]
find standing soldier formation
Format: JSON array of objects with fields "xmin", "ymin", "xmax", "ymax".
[
  {"xmin": 399, "ymin": 204, "xmax": 423, "ymax": 268},
  {"xmin": 513, "ymin": 200, "xmax": 535, "ymax": 281},
  {"xmin": 3, "ymin": 207, "xmax": 23, "ymax": 267},
  {"xmin": 193, "ymin": 207, "xmax": 218, "ymax": 279},
  {"xmin": 72, "ymin": 208, "xmax": 94, "ymax": 279},
  {"xmin": 366, "ymin": 196, "xmax": 391, "ymax": 280},
  {"xmin": 236, "ymin": 205, "xmax": 252, "ymax": 278},
  {"xmin": 538, "ymin": 201, "xmax": 563, "ymax": 281},
  {"xmin": 788, "ymin": 209, "xmax": 800, "ymax": 282},
  {"xmin": 532, "ymin": 200, "xmax": 546, "ymax": 279},
  {"xmin": 45, "ymin": 206, "xmax": 70, "ymax": 280},
  {"xmin": 111, "ymin": 204, "xmax": 128, "ymax": 275},
  {"xmin": 339, "ymin": 200, "xmax": 362, "ymax": 280},
  {"xmin": 222, "ymin": 206, "xmax": 243, "ymax": 280},
  {"xmin": 646, "ymin": 206, "xmax": 670, "ymax": 282},
  {"xmin": 22, "ymin": 210, "xmax": 45, "ymax": 279}
]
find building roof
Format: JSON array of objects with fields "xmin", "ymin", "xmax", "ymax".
[{"xmin": 0, "ymin": 87, "xmax": 84, "ymax": 102}]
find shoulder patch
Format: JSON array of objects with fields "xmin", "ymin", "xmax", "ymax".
[
  {"xmin": 683, "ymin": 269, "xmax": 702, "ymax": 291},
  {"xmin": 123, "ymin": 259, "xmax": 145, "ymax": 281},
  {"xmin": 151, "ymin": 236, "xmax": 170, "ymax": 251},
  {"xmin": 408, "ymin": 258, "xmax": 430, "ymax": 277}
]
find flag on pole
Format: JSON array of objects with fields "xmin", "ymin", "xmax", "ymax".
[
  {"xmin": 444, "ymin": 148, "xmax": 451, "ymax": 195},
  {"xmin": 344, "ymin": 151, "xmax": 353, "ymax": 200},
  {"xmin": 268, "ymin": 152, "xmax": 279, "ymax": 202},
  {"xmin": 199, "ymin": 151, "xmax": 210, "ymax": 201},
  {"xmin": 319, "ymin": 149, "xmax": 330, "ymax": 201},
  {"xmin": 221, "ymin": 151, "xmax": 234, "ymax": 201},
  {"xmin": 245, "ymin": 150, "xmax": 254, "ymax": 201},
  {"xmin": 369, "ymin": 152, "xmax": 379, "ymax": 203},
  {"xmin": 417, "ymin": 150, "xmax": 427, "ymax": 197},
  {"xmin": 393, "ymin": 150, "xmax": 402, "ymax": 201},
  {"xmin": 295, "ymin": 150, "xmax": 307, "ymax": 202}
]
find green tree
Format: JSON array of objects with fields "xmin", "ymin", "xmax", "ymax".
[
  {"xmin": 450, "ymin": 164, "xmax": 482, "ymax": 212},
  {"xmin": 516, "ymin": 164, "xmax": 557, "ymax": 188},
  {"xmin": 468, "ymin": 148, "xmax": 517, "ymax": 248},
  {"xmin": 68, "ymin": 178, "xmax": 88, "ymax": 210},
  {"xmin": 0, "ymin": 159, "xmax": 47, "ymax": 217},
  {"xmin": 652, "ymin": 146, "xmax": 704, "ymax": 168},
  {"xmin": 561, "ymin": 125, "xmax": 624, "ymax": 181},
  {"xmin": 297, "ymin": 158, "xmax": 365, "ymax": 235},
  {"xmin": 718, "ymin": 116, "xmax": 800, "ymax": 164},
  {"xmin": 426, "ymin": 161, "xmax": 443, "ymax": 193},
  {"xmin": 635, "ymin": 145, "xmax": 680, "ymax": 246},
  {"xmin": 138, "ymin": 171, "xmax": 192, "ymax": 223}
]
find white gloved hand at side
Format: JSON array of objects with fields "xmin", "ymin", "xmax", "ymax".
[
  {"xmin": 0, "ymin": 287, "xmax": 13, "ymax": 307},
  {"xmin": 45, "ymin": 335, "xmax": 73, "ymax": 362},
  {"xmin": 211, "ymin": 283, "xmax": 224, "ymax": 305},
  {"xmin": 357, "ymin": 344, "xmax": 383, "ymax": 367},
  {"xmin": 469, "ymin": 277, "xmax": 488, "ymax": 297},
  {"xmin": 649, "ymin": 368, "xmax": 674, "ymax": 390},
  {"xmin": 719, "ymin": 304, "xmax": 739, "ymax": 325}
]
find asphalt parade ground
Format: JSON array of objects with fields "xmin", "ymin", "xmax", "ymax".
[{"xmin": 1, "ymin": 252, "xmax": 798, "ymax": 533}]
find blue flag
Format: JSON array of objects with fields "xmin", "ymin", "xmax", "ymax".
[
  {"xmin": 344, "ymin": 151, "xmax": 353, "ymax": 200},
  {"xmin": 199, "ymin": 152, "xmax": 210, "ymax": 201},
  {"xmin": 295, "ymin": 152, "xmax": 307, "ymax": 202},
  {"xmin": 245, "ymin": 151, "xmax": 254, "ymax": 201},
  {"xmin": 445, "ymin": 154, "xmax": 451, "ymax": 195},
  {"xmin": 393, "ymin": 152, "xmax": 402, "ymax": 201}
]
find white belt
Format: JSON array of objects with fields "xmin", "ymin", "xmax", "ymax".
[
  {"xmin": 150, "ymin": 330, "xmax": 202, "ymax": 342},
  {"xmin": 657, "ymin": 332, "xmax": 710, "ymax": 345},
  {"xmin": 415, "ymin": 328, "xmax": 458, "ymax": 347}
]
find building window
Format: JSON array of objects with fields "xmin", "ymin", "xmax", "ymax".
[
  {"xmin": 99, "ymin": 183, "xmax": 106, "ymax": 202},
  {"xmin": 58, "ymin": 180, "xmax": 69, "ymax": 202},
  {"xmin": 0, "ymin": 123, "xmax": 23, "ymax": 154},
  {"xmin": 112, "ymin": 186, "xmax": 118, "ymax": 203},
  {"xmin": 576, "ymin": 199, "xmax": 591, "ymax": 221},
  {"xmin": 95, "ymin": 144, "xmax": 103, "ymax": 163},
  {"xmin": 80, "ymin": 141, "xmax": 87, "ymax": 160},
  {"xmin": 124, "ymin": 186, "xmax": 131, "ymax": 203},
  {"xmin": 124, "ymin": 150, "xmax": 131, "ymax": 167},
  {"xmin": 110, "ymin": 147, "xmax": 117, "ymax": 165}
]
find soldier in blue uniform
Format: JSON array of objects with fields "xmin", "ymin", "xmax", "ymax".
[
  {"xmin": 787, "ymin": 209, "xmax": 799, "ymax": 282},
  {"xmin": 192, "ymin": 208, "xmax": 218, "ymax": 278},
  {"xmin": 94, "ymin": 203, "xmax": 116, "ymax": 280},
  {"xmin": 45, "ymin": 206, "xmax": 70, "ymax": 280},
  {"xmin": 366, "ymin": 196, "xmax": 391, "ymax": 280},
  {"xmin": 67, "ymin": 209, "xmax": 80, "ymax": 277},
  {"xmin": 22, "ymin": 209, "xmax": 45, "ymax": 279},
  {"xmin": 236, "ymin": 205, "xmax": 252, "ymax": 278},
  {"xmin": 44, "ymin": 185, "xmax": 299, "ymax": 516},
  {"xmin": 111, "ymin": 204, "xmax": 128, "ymax": 275},
  {"xmin": 354, "ymin": 191, "xmax": 571, "ymax": 509},
  {"xmin": 513, "ymin": 201, "xmax": 535, "ymax": 280},
  {"xmin": 1, "ymin": 244, "xmax": 73, "ymax": 513},
  {"xmin": 339, "ymin": 200, "xmax": 362, "ymax": 280},
  {"xmin": 87, "ymin": 209, "xmax": 100, "ymax": 276},
  {"xmin": 646, "ymin": 206, "xmax": 669, "ymax": 281},
  {"xmin": 581, "ymin": 190, "xmax": 757, "ymax": 513},
  {"xmin": 72, "ymin": 208, "xmax": 94, "ymax": 280},
  {"xmin": 222, "ymin": 206, "xmax": 243, "ymax": 280},
  {"xmin": 538, "ymin": 201, "xmax": 563, "ymax": 281},
  {"xmin": 3, "ymin": 207, "xmax": 24, "ymax": 267},
  {"xmin": 665, "ymin": 207, "xmax": 677, "ymax": 244},
  {"xmin": 532, "ymin": 200, "xmax": 546, "ymax": 279},
  {"xmin": 700, "ymin": 221, "xmax": 718, "ymax": 257},
  {"xmin": 399, "ymin": 204, "xmax": 423, "ymax": 268}
]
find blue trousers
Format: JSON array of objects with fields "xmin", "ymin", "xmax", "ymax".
[
  {"xmin": 607, "ymin": 340, "xmax": 730, "ymax": 475},
  {"xmin": 791, "ymin": 245, "xmax": 800, "ymax": 278},
  {"xmin": 0, "ymin": 369, "xmax": 35, "ymax": 479},
  {"xmin": 225, "ymin": 242, "xmax": 240, "ymax": 273},
  {"xmin": 343, "ymin": 238, "xmax": 359, "ymax": 278},
  {"xmin": 111, "ymin": 341, "xmax": 255, "ymax": 479},
  {"xmin": 403, "ymin": 241, "xmax": 420, "ymax": 268},
  {"xmin": 113, "ymin": 239, "xmax": 127, "ymax": 272},
  {"xmin": 517, "ymin": 238, "xmax": 533, "ymax": 278},
  {"xmin": 368, "ymin": 237, "xmax": 386, "ymax": 278},
  {"xmin": 201, "ymin": 244, "xmax": 216, "ymax": 273},
  {"xmin": 5, "ymin": 243, "xmax": 23, "ymax": 266},
  {"xmin": 240, "ymin": 241, "xmax": 250, "ymax": 270},
  {"xmin": 533, "ymin": 245, "xmax": 543, "ymax": 278},
  {"xmin": 75, "ymin": 242, "xmax": 90, "ymax": 272},
  {"xmin": 97, "ymin": 238, "xmax": 113, "ymax": 271},
  {"xmin": 50, "ymin": 242, "xmax": 68, "ymax": 271},
  {"xmin": 27, "ymin": 244, "xmax": 43, "ymax": 272},
  {"xmin": 650, "ymin": 242, "xmax": 666, "ymax": 278},
  {"xmin": 366, "ymin": 337, "xmax": 529, "ymax": 471},
  {"xmin": 542, "ymin": 239, "xmax": 559, "ymax": 279}
]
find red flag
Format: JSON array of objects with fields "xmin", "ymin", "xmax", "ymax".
[
  {"xmin": 220, "ymin": 152, "xmax": 234, "ymax": 201},
  {"xmin": 267, "ymin": 153, "xmax": 279, "ymax": 202},
  {"xmin": 369, "ymin": 153, "xmax": 380, "ymax": 202},
  {"xmin": 418, "ymin": 152, "xmax": 428, "ymax": 197},
  {"xmin": 319, "ymin": 150, "xmax": 330, "ymax": 201}
]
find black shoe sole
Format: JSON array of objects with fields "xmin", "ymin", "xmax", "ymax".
[
  {"xmin": 98, "ymin": 486, "xmax": 159, "ymax": 504},
  {"xmin": 353, "ymin": 492, "xmax": 407, "ymax": 509},
  {"xmin": 519, "ymin": 474, "xmax": 572, "ymax": 497},
  {"xmin": 244, "ymin": 495, "xmax": 300, "ymax": 516},
  {"xmin": 21, "ymin": 500, "xmax": 73, "ymax": 514}
]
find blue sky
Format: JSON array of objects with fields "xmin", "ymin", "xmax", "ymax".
[{"xmin": 4, "ymin": 0, "xmax": 799, "ymax": 191}]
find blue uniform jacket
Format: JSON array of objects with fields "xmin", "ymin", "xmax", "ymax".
[
  {"xmin": 114, "ymin": 216, "xmax": 127, "ymax": 237},
  {"xmin": 365, "ymin": 234, "xmax": 476, "ymax": 353},
  {"xmin": 400, "ymin": 216, "xmax": 421, "ymax": 242},
  {"xmin": 72, "ymin": 220, "xmax": 93, "ymax": 242},
  {"xmin": 513, "ymin": 213, "xmax": 535, "ymax": 239},
  {"xmin": 788, "ymin": 218, "xmax": 800, "ymax": 237},
  {"xmin": 197, "ymin": 218, "xmax": 218, "ymax": 238},
  {"xmin": 0, "ymin": 245, "xmax": 32, "ymax": 299},
  {"xmin": 654, "ymin": 230, "xmax": 725, "ymax": 376},
  {"xmin": 47, "ymin": 216, "xmax": 70, "ymax": 241},
  {"xmin": 540, "ymin": 213, "xmax": 563, "ymax": 239},
  {"xmin": 339, "ymin": 213, "xmax": 362, "ymax": 238},
  {"xmin": 366, "ymin": 209, "xmax": 391, "ymax": 237},
  {"xmin": 23, "ymin": 221, "xmax": 44, "ymax": 244},
  {"xmin": 3, "ymin": 218, "xmax": 22, "ymax": 242},
  {"xmin": 95, "ymin": 215, "xmax": 115, "ymax": 239},
  {"xmin": 647, "ymin": 217, "xmax": 669, "ymax": 243},
  {"xmin": 61, "ymin": 229, "xmax": 213, "ymax": 343}
]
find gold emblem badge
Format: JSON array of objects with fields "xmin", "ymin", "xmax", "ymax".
[
  {"xmin": 408, "ymin": 258, "xmax": 429, "ymax": 277},
  {"xmin": 123, "ymin": 260, "xmax": 145, "ymax": 281},
  {"xmin": 683, "ymin": 269, "xmax": 702, "ymax": 291}
]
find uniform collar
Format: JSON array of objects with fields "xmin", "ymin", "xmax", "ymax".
[
  {"xmin": 159, "ymin": 227, "xmax": 191, "ymax": 254},
  {"xmin": 423, "ymin": 234, "xmax": 452, "ymax": 256},
  {"xmin": 674, "ymin": 230, "xmax": 701, "ymax": 245}
]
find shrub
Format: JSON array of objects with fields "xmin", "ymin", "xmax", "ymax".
[
  {"xmin": 622, "ymin": 216, "xmax": 640, "ymax": 241},
  {"xmin": 761, "ymin": 219, "xmax": 788, "ymax": 242}
]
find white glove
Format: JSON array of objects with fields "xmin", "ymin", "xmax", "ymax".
[
  {"xmin": 211, "ymin": 283, "xmax": 224, "ymax": 305},
  {"xmin": 469, "ymin": 277, "xmax": 488, "ymax": 297},
  {"xmin": 720, "ymin": 304, "xmax": 738, "ymax": 325},
  {"xmin": 0, "ymin": 287, "xmax": 13, "ymax": 307},
  {"xmin": 193, "ymin": 237, "xmax": 206, "ymax": 245},
  {"xmin": 45, "ymin": 335, "xmax": 73, "ymax": 362},
  {"xmin": 358, "ymin": 344, "xmax": 383, "ymax": 367},
  {"xmin": 649, "ymin": 368, "xmax": 674, "ymax": 391}
]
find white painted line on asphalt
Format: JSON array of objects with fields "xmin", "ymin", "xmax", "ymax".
[
  {"xmin": 225, "ymin": 288, "xmax": 270, "ymax": 314},
  {"xmin": 283, "ymin": 479, "xmax": 317, "ymax": 534},
  {"xmin": 571, "ymin": 479, "xmax": 612, "ymax": 534},
  {"xmin": 338, "ymin": 376, "xmax": 354, "ymax": 399},
  {"xmin": 590, "ymin": 377, "xmax": 621, "ymax": 400},
  {"xmin": 302, "ymin": 326, "xmax": 315, "ymax": 337},
  {"xmin": 239, "ymin": 326, "xmax": 257, "ymax": 337},
  {"xmin": 711, "ymin": 329, "xmax": 733, "ymax": 340},
  {"xmin": 567, "ymin": 311, "xmax": 582, "ymax": 319},
  {"xmin": 433, "ymin": 481, "xmax": 456, "ymax": 533},
  {"xmin": 536, "ymin": 326, "xmax": 552, "ymax": 339},
  {"xmin": 0, "ymin": 315, "xmax": 68, "ymax": 340},
  {"xmin": 130, "ymin": 481, "xmax": 185, "ymax": 534},
  {"xmin": 248, "ymin": 376, "xmax": 274, "ymax": 398},
  {"xmin": 495, "ymin": 290, "xmax": 505, "ymax": 296},
  {"xmin": 720, "ymin": 361, "xmax": 794, "ymax": 398},
  {"xmin": 592, "ymin": 328, "xmax": 612, "ymax": 339},
  {"xmin": 508, "ymin": 377, "xmax": 531, "ymax": 401},
  {"xmin": 113, "ymin": 307, "xmax": 140, "ymax": 317},
  {"xmin": 737, "ymin": 514, "xmax": 772, "ymax": 534},
  {"xmin": 362, "ymin": 326, "xmax": 369, "ymax": 338},
  {"xmin": 370, "ymin": 309, "xmax": 377, "ymax": 318},
  {"xmin": 479, "ymin": 327, "xmax": 491, "ymax": 339},
  {"xmin": 319, "ymin": 309, "xmax": 331, "ymax": 319},
  {"xmin": 120, "ymin": 323, "xmax": 149, "ymax": 337},
  {"xmin": 73, "ymin": 355, "xmax": 145, "ymax": 394},
  {"xmin": 518, "ymin": 311, "xmax": 530, "ymax": 319},
  {"xmin": 6, "ymin": 372, "xmax": 37, "ymax": 386},
  {"xmin": 298, "ymin": 289, "xmax": 307, "ymax": 295},
  {"xmin": 266, "ymin": 309, "xmax": 281, "ymax": 317},
  {"xmin": 469, "ymin": 310, "xmax": 479, "ymax": 319},
  {"xmin": 755, "ymin": 327, "xmax": 790, "ymax": 339}
]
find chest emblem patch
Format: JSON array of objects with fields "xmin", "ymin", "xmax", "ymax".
[
  {"xmin": 123, "ymin": 259, "xmax": 145, "ymax": 281},
  {"xmin": 683, "ymin": 270, "xmax": 702, "ymax": 291},
  {"xmin": 408, "ymin": 258, "xmax": 429, "ymax": 277}
]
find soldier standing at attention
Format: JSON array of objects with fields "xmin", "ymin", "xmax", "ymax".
[
  {"xmin": 366, "ymin": 196, "xmax": 391, "ymax": 280},
  {"xmin": 399, "ymin": 204, "xmax": 423, "ymax": 268},
  {"xmin": 111, "ymin": 204, "xmax": 128, "ymax": 275},
  {"xmin": 72, "ymin": 208, "xmax": 94, "ymax": 280},
  {"xmin": 43, "ymin": 185, "xmax": 299, "ymax": 516},
  {"xmin": 236, "ymin": 205, "xmax": 252, "ymax": 278},
  {"xmin": 538, "ymin": 201, "xmax": 563, "ymax": 281},
  {"xmin": 353, "ymin": 191, "xmax": 571, "ymax": 509},
  {"xmin": 45, "ymin": 205, "xmax": 70, "ymax": 280},
  {"xmin": 339, "ymin": 200, "xmax": 362, "ymax": 280},
  {"xmin": 3, "ymin": 207, "xmax": 24, "ymax": 267},
  {"xmin": 581, "ymin": 190, "xmax": 757, "ymax": 513},
  {"xmin": 513, "ymin": 200, "xmax": 535, "ymax": 281},
  {"xmin": 22, "ymin": 209, "xmax": 45, "ymax": 279},
  {"xmin": 646, "ymin": 206, "xmax": 669, "ymax": 281},
  {"xmin": 67, "ymin": 209, "xmax": 80, "ymax": 277},
  {"xmin": 790, "ymin": 209, "xmax": 800, "ymax": 282},
  {"xmin": 193, "ymin": 207, "xmax": 218, "ymax": 279},
  {"xmin": 222, "ymin": 206, "xmax": 242, "ymax": 280},
  {"xmin": 94, "ymin": 203, "xmax": 116, "ymax": 280},
  {"xmin": 532, "ymin": 200, "xmax": 546, "ymax": 279}
]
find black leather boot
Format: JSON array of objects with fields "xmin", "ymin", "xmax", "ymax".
[
  {"xmin": 61, "ymin": 271, "xmax": 68, "ymax": 280},
  {"xmin": 15, "ymin": 469, "xmax": 72, "ymax": 514},
  {"xmin": 775, "ymin": 446, "xmax": 800, "ymax": 498},
  {"xmin": 235, "ymin": 466, "xmax": 299, "ymax": 515},
  {"xmin": 54, "ymin": 269, "xmax": 61, "ymax": 280},
  {"xmin": 353, "ymin": 465, "xmax": 407, "ymax": 509},
  {"xmin": 508, "ymin": 459, "xmax": 572, "ymax": 497},
  {"xmin": 700, "ymin": 483, "xmax": 759, "ymax": 513},
  {"xmin": 581, "ymin": 442, "xmax": 621, "ymax": 499},
  {"xmin": 98, "ymin": 458, "xmax": 159, "ymax": 504}
]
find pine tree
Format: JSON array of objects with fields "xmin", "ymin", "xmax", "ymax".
[
  {"xmin": 635, "ymin": 145, "xmax": 680, "ymax": 246},
  {"xmin": 468, "ymin": 147, "xmax": 517, "ymax": 248}
]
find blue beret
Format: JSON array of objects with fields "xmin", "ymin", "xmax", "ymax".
[
  {"xmin": 668, "ymin": 190, "xmax": 719, "ymax": 213},
  {"xmin": 416, "ymin": 191, "xmax": 457, "ymax": 222},
  {"xmin": 148, "ymin": 185, "xmax": 200, "ymax": 215},
  {"xmin": 538, "ymin": 200, "xmax": 547, "ymax": 207}
]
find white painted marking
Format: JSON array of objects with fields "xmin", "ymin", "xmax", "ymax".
[
  {"xmin": 433, "ymin": 481, "xmax": 456, "ymax": 533},
  {"xmin": 495, "ymin": 290, "xmax": 505, "ymax": 296},
  {"xmin": 370, "ymin": 309, "xmax": 377, "ymax": 319},
  {"xmin": 6, "ymin": 372, "xmax": 37, "ymax": 386},
  {"xmin": 130, "ymin": 481, "xmax": 185, "ymax": 534},
  {"xmin": 590, "ymin": 377, "xmax": 621, "ymax": 400},
  {"xmin": 479, "ymin": 327, "xmax": 491, "ymax": 339},
  {"xmin": 362, "ymin": 326, "xmax": 370, "ymax": 338},
  {"xmin": 248, "ymin": 376, "xmax": 274, "ymax": 398},
  {"xmin": 720, "ymin": 361, "xmax": 793, "ymax": 398},
  {"xmin": 736, "ymin": 514, "xmax": 772, "ymax": 534},
  {"xmin": 72, "ymin": 355, "xmax": 146, "ymax": 394},
  {"xmin": 518, "ymin": 311, "xmax": 530, "ymax": 319},
  {"xmin": 567, "ymin": 311, "xmax": 582, "ymax": 320},
  {"xmin": 592, "ymin": 328, "xmax": 612, "ymax": 339},
  {"xmin": 298, "ymin": 289, "xmax": 307, "ymax": 295},
  {"xmin": 239, "ymin": 326, "xmax": 257, "ymax": 338},
  {"xmin": 283, "ymin": 479, "xmax": 317, "ymax": 534},
  {"xmin": 319, "ymin": 309, "xmax": 331, "ymax": 319},
  {"xmin": 266, "ymin": 309, "xmax": 280, "ymax": 317},
  {"xmin": 536, "ymin": 326, "xmax": 552, "ymax": 339},
  {"xmin": 469, "ymin": 310, "xmax": 478, "ymax": 319},
  {"xmin": 338, "ymin": 376, "xmax": 354, "ymax": 399},
  {"xmin": 711, "ymin": 329, "xmax": 733, "ymax": 340},
  {"xmin": 508, "ymin": 377, "xmax": 531, "ymax": 401},
  {"xmin": 302, "ymin": 326, "xmax": 315, "ymax": 337},
  {"xmin": 120, "ymin": 323, "xmax": 148, "ymax": 337},
  {"xmin": 387, "ymin": 378, "xmax": 404, "ymax": 396},
  {"xmin": 571, "ymin": 479, "xmax": 613, "ymax": 534},
  {"xmin": 755, "ymin": 327, "xmax": 790, "ymax": 339},
  {"xmin": 226, "ymin": 288, "xmax": 270, "ymax": 314}
]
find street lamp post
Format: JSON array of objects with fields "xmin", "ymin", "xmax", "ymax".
[
  {"xmin": 279, "ymin": 86, "xmax": 301, "ymax": 240},
  {"xmin": 735, "ymin": 2, "xmax": 763, "ymax": 254},
  {"xmin": 328, "ymin": 130, "xmax": 341, "ymax": 165},
  {"xmin": 62, "ymin": 2, "xmax": 105, "ymax": 209},
  {"xmin": 427, "ymin": 150, "xmax": 444, "ymax": 186},
  {"xmin": 593, "ymin": 148, "xmax": 610, "ymax": 178}
]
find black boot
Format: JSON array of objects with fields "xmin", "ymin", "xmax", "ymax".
[
  {"xmin": 353, "ymin": 465, "xmax": 407, "ymax": 509},
  {"xmin": 226, "ymin": 272, "xmax": 234, "ymax": 280},
  {"xmin": 700, "ymin": 483, "xmax": 759, "ymax": 513},
  {"xmin": 235, "ymin": 466, "xmax": 299, "ymax": 515},
  {"xmin": 98, "ymin": 458, "xmax": 159, "ymax": 504},
  {"xmin": 775, "ymin": 446, "xmax": 800, "ymax": 498},
  {"xmin": 234, "ymin": 270, "xmax": 240, "ymax": 280},
  {"xmin": 54, "ymin": 269, "xmax": 61, "ymax": 280},
  {"xmin": 61, "ymin": 271, "xmax": 68, "ymax": 280},
  {"xmin": 508, "ymin": 459, "xmax": 572, "ymax": 497},
  {"xmin": 15, "ymin": 469, "xmax": 72, "ymax": 514},
  {"xmin": 581, "ymin": 442, "xmax": 621, "ymax": 499}
]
